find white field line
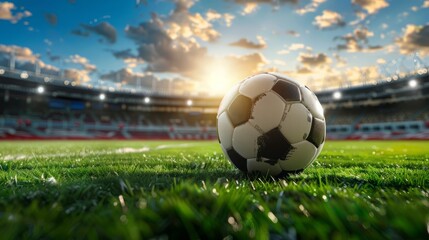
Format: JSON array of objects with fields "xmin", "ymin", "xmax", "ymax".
[
  {"xmin": 154, "ymin": 143, "xmax": 195, "ymax": 150},
  {"xmin": 114, "ymin": 147, "xmax": 151, "ymax": 154},
  {"xmin": 1, "ymin": 143, "xmax": 197, "ymax": 161},
  {"xmin": 3, "ymin": 155, "xmax": 28, "ymax": 161}
]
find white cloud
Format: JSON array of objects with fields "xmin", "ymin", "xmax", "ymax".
[
  {"xmin": 289, "ymin": 43, "xmax": 305, "ymax": 50},
  {"xmin": 349, "ymin": 11, "xmax": 367, "ymax": 26},
  {"xmin": 350, "ymin": 0, "xmax": 388, "ymax": 24},
  {"xmin": 334, "ymin": 27, "xmax": 383, "ymax": 53},
  {"xmin": 395, "ymin": 24, "xmax": 429, "ymax": 56},
  {"xmin": 206, "ymin": 10, "xmax": 235, "ymax": 27},
  {"xmin": 229, "ymin": 36, "xmax": 267, "ymax": 49},
  {"xmin": 296, "ymin": 0, "xmax": 326, "ymax": 15},
  {"xmin": 165, "ymin": 0, "xmax": 222, "ymax": 42},
  {"xmin": 313, "ymin": 10, "xmax": 345, "ymax": 29},
  {"xmin": 0, "ymin": 44, "xmax": 38, "ymax": 62},
  {"xmin": 0, "ymin": 2, "xmax": 31, "ymax": 23},
  {"xmin": 64, "ymin": 54, "xmax": 98, "ymax": 83},
  {"xmin": 298, "ymin": 52, "xmax": 332, "ymax": 68},
  {"xmin": 242, "ymin": 3, "xmax": 258, "ymax": 15},
  {"xmin": 0, "ymin": 44, "xmax": 59, "ymax": 74},
  {"xmin": 66, "ymin": 54, "xmax": 96, "ymax": 72},
  {"xmin": 352, "ymin": 0, "xmax": 389, "ymax": 14},
  {"xmin": 64, "ymin": 69, "xmax": 92, "ymax": 84},
  {"xmin": 124, "ymin": 58, "xmax": 145, "ymax": 68},
  {"xmin": 206, "ymin": 9, "xmax": 222, "ymax": 21},
  {"xmin": 223, "ymin": 13, "xmax": 235, "ymax": 27}
]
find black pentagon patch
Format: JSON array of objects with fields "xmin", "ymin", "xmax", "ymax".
[
  {"xmin": 307, "ymin": 117, "xmax": 325, "ymax": 148},
  {"xmin": 227, "ymin": 95, "xmax": 252, "ymax": 127},
  {"xmin": 272, "ymin": 80, "xmax": 301, "ymax": 102},
  {"xmin": 226, "ymin": 148, "xmax": 248, "ymax": 172},
  {"xmin": 257, "ymin": 127, "xmax": 293, "ymax": 161}
]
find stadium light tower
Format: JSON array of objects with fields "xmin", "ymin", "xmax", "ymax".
[
  {"xmin": 186, "ymin": 99, "xmax": 193, "ymax": 106},
  {"xmin": 144, "ymin": 97, "xmax": 150, "ymax": 104},
  {"xmin": 333, "ymin": 91, "xmax": 342, "ymax": 100},
  {"xmin": 99, "ymin": 93, "xmax": 106, "ymax": 101},
  {"xmin": 37, "ymin": 86, "xmax": 44, "ymax": 94},
  {"xmin": 409, "ymin": 79, "xmax": 418, "ymax": 88}
]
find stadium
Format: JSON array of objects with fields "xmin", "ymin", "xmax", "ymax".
[
  {"xmin": 1, "ymin": 0, "xmax": 429, "ymax": 239},
  {"xmin": 1, "ymin": 63, "xmax": 428, "ymax": 141}
]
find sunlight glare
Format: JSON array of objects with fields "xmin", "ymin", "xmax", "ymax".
[{"xmin": 204, "ymin": 61, "xmax": 231, "ymax": 96}]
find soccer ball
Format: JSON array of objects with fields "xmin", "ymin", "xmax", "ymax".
[{"xmin": 217, "ymin": 73, "xmax": 326, "ymax": 177}]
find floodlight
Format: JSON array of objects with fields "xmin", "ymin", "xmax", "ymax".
[
  {"xmin": 408, "ymin": 79, "xmax": 417, "ymax": 88},
  {"xmin": 20, "ymin": 72, "xmax": 29, "ymax": 79},
  {"xmin": 37, "ymin": 86, "xmax": 44, "ymax": 94},
  {"xmin": 333, "ymin": 91, "xmax": 342, "ymax": 100}
]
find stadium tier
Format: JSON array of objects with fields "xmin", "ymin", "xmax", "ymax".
[{"xmin": 1, "ymin": 68, "xmax": 428, "ymax": 140}]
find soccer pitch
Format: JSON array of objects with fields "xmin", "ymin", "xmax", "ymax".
[{"xmin": 0, "ymin": 140, "xmax": 428, "ymax": 239}]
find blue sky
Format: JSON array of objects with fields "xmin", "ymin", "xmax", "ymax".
[{"xmin": 0, "ymin": 0, "xmax": 428, "ymax": 95}]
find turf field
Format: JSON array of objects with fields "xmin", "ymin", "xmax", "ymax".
[{"xmin": 0, "ymin": 140, "xmax": 428, "ymax": 239}]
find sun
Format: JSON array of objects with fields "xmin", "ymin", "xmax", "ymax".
[{"xmin": 203, "ymin": 60, "xmax": 233, "ymax": 96}]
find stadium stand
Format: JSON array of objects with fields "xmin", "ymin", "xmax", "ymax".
[
  {"xmin": 319, "ymin": 70, "xmax": 429, "ymax": 140},
  {"xmin": 0, "ymin": 66, "xmax": 428, "ymax": 140}
]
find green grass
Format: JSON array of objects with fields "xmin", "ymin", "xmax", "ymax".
[{"xmin": 0, "ymin": 140, "xmax": 428, "ymax": 239}]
